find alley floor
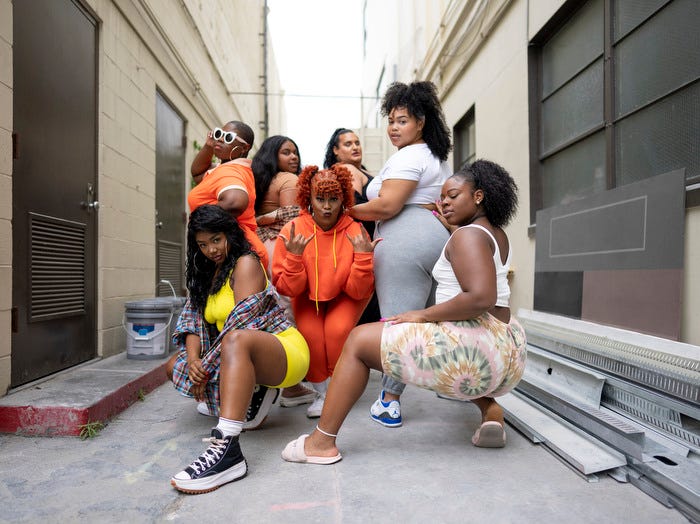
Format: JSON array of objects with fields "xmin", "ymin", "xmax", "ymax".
[{"xmin": 0, "ymin": 371, "xmax": 689, "ymax": 523}]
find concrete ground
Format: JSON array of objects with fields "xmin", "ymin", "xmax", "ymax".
[{"xmin": 0, "ymin": 371, "xmax": 688, "ymax": 524}]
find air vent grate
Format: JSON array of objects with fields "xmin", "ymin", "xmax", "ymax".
[{"xmin": 29, "ymin": 213, "xmax": 86, "ymax": 321}]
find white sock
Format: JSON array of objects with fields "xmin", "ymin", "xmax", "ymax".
[{"xmin": 216, "ymin": 417, "xmax": 243, "ymax": 437}]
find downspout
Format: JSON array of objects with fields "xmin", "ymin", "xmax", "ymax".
[{"xmin": 261, "ymin": 0, "xmax": 270, "ymax": 140}]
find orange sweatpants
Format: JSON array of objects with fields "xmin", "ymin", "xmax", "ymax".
[{"xmin": 293, "ymin": 293, "xmax": 369, "ymax": 383}]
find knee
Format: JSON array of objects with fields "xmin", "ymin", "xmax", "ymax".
[
  {"xmin": 343, "ymin": 327, "xmax": 365, "ymax": 357},
  {"xmin": 220, "ymin": 331, "xmax": 248, "ymax": 362}
]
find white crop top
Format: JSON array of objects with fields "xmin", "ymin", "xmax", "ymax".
[
  {"xmin": 432, "ymin": 224, "xmax": 511, "ymax": 307},
  {"xmin": 365, "ymin": 143, "xmax": 451, "ymax": 204}
]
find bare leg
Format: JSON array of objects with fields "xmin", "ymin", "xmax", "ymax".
[
  {"xmin": 281, "ymin": 383, "xmax": 314, "ymax": 398},
  {"xmin": 165, "ymin": 353, "xmax": 178, "ymax": 381},
  {"xmin": 383, "ymin": 391, "xmax": 401, "ymax": 402},
  {"xmin": 471, "ymin": 397, "xmax": 504, "ymax": 425},
  {"xmin": 217, "ymin": 330, "xmax": 288, "ymax": 421},
  {"xmin": 302, "ymin": 322, "xmax": 385, "ymax": 458}
]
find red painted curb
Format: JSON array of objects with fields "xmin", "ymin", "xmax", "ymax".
[{"xmin": 0, "ymin": 363, "xmax": 168, "ymax": 437}]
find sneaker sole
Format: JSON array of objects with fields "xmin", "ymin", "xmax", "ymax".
[
  {"xmin": 170, "ymin": 459, "xmax": 248, "ymax": 494},
  {"xmin": 370, "ymin": 413, "xmax": 402, "ymax": 428},
  {"xmin": 279, "ymin": 393, "xmax": 317, "ymax": 407},
  {"xmin": 243, "ymin": 388, "xmax": 280, "ymax": 430}
]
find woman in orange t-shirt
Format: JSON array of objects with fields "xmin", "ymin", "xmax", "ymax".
[{"xmin": 188, "ymin": 120, "xmax": 268, "ymax": 268}]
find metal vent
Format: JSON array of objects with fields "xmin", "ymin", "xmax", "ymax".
[
  {"xmin": 157, "ymin": 240, "xmax": 183, "ymax": 296},
  {"xmin": 29, "ymin": 213, "xmax": 86, "ymax": 321}
]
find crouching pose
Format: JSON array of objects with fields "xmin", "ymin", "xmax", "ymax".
[
  {"xmin": 281, "ymin": 160, "xmax": 527, "ymax": 464},
  {"xmin": 166, "ymin": 205, "xmax": 309, "ymax": 493}
]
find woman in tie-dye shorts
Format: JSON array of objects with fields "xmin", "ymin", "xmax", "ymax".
[
  {"xmin": 282, "ymin": 159, "xmax": 526, "ymax": 465},
  {"xmin": 380, "ymin": 313, "xmax": 526, "ymax": 401}
]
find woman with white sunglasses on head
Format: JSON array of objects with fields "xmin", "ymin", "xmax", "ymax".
[{"xmin": 188, "ymin": 120, "xmax": 269, "ymax": 269}]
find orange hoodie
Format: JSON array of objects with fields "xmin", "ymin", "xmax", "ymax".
[{"xmin": 272, "ymin": 212, "xmax": 374, "ymax": 304}]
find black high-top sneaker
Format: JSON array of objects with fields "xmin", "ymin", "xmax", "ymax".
[
  {"xmin": 171, "ymin": 428, "xmax": 247, "ymax": 494},
  {"xmin": 243, "ymin": 385, "xmax": 280, "ymax": 430}
]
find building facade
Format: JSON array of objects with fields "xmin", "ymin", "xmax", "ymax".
[
  {"xmin": 361, "ymin": 0, "xmax": 699, "ymax": 348},
  {"xmin": 0, "ymin": 0, "xmax": 283, "ymax": 394}
]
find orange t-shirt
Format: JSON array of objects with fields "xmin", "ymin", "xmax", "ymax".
[{"xmin": 188, "ymin": 159, "xmax": 269, "ymax": 268}]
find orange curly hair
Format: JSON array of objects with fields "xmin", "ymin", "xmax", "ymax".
[{"xmin": 296, "ymin": 164, "xmax": 355, "ymax": 211}]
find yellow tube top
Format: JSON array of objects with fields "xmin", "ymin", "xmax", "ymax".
[
  {"xmin": 204, "ymin": 278, "xmax": 235, "ymax": 332},
  {"xmin": 204, "ymin": 265, "xmax": 268, "ymax": 331}
]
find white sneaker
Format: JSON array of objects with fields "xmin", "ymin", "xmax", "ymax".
[
  {"xmin": 306, "ymin": 395, "xmax": 324, "ymax": 418},
  {"xmin": 369, "ymin": 390, "xmax": 402, "ymax": 427},
  {"xmin": 196, "ymin": 401, "xmax": 216, "ymax": 417},
  {"xmin": 279, "ymin": 389, "xmax": 317, "ymax": 407}
]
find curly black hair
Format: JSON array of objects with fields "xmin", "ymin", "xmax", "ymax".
[
  {"xmin": 381, "ymin": 81, "xmax": 452, "ymax": 161},
  {"xmin": 323, "ymin": 128, "xmax": 368, "ymax": 171},
  {"xmin": 251, "ymin": 135, "xmax": 301, "ymax": 214},
  {"xmin": 185, "ymin": 205, "xmax": 255, "ymax": 310},
  {"xmin": 453, "ymin": 159, "xmax": 519, "ymax": 228}
]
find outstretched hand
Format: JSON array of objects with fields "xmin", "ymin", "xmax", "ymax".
[
  {"xmin": 347, "ymin": 224, "xmax": 382, "ymax": 253},
  {"xmin": 278, "ymin": 222, "xmax": 314, "ymax": 255}
]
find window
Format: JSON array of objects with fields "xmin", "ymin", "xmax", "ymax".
[
  {"xmin": 453, "ymin": 107, "xmax": 475, "ymax": 172},
  {"xmin": 530, "ymin": 0, "xmax": 700, "ymax": 222}
]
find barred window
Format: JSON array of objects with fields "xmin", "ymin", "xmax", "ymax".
[
  {"xmin": 530, "ymin": 0, "xmax": 699, "ymax": 222},
  {"xmin": 453, "ymin": 106, "xmax": 475, "ymax": 172}
]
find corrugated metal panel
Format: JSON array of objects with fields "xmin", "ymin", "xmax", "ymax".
[{"xmin": 29, "ymin": 213, "xmax": 86, "ymax": 321}]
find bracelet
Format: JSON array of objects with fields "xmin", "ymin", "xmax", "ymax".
[{"xmin": 315, "ymin": 425, "xmax": 337, "ymax": 438}]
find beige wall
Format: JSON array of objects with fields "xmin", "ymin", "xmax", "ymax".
[
  {"xmin": 436, "ymin": 0, "xmax": 534, "ymax": 313},
  {"xmin": 0, "ymin": 0, "xmax": 11, "ymax": 395},
  {"xmin": 2, "ymin": 0, "xmax": 282, "ymax": 394},
  {"xmin": 87, "ymin": 0, "xmax": 276, "ymax": 357},
  {"xmin": 362, "ymin": 0, "xmax": 700, "ymax": 346}
]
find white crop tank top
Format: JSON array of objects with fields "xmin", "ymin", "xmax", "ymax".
[{"xmin": 432, "ymin": 224, "xmax": 511, "ymax": 307}]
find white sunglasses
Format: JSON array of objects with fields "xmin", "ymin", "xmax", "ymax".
[{"xmin": 212, "ymin": 127, "xmax": 249, "ymax": 146}]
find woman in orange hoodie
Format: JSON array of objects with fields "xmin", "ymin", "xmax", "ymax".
[{"xmin": 273, "ymin": 164, "xmax": 380, "ymax": 418}]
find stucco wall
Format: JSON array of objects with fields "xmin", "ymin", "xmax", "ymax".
[
  {"xmin": 440, "ymin": 0, "xmax": 534, "ymax": 314},
  {"xmin": 362, "ymin": 0, "xmax": 700, "ymax": 347},
  {"xmin": 2, "ymin": 0, "xmax": 281, "ymax": 393}
]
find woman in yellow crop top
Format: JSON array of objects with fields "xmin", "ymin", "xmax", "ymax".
[{"xmin": 165, "ymin": 204, "xmax": 309, "ymax": 494}]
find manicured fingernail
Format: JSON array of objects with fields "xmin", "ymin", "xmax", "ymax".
[
  {"xmin": 432, "ymin": 210, "xmax": 439, "ymax": 216},
  {"xmin": 380, "ymin": 317, "xmax": 387, "ymax": 322}
]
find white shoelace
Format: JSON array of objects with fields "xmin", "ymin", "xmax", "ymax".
[{"xmin": 188, "ymin": 437, "xmax": 227, "ymax": 475}]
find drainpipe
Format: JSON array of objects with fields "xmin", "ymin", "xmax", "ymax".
[{"xmin": 261, "ymin": 0, "xmax": 270, "ymax": 139}]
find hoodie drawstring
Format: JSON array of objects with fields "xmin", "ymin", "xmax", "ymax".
[
  {"xmin": 312, "ymin": 223, "xmax": 339, "ymax": 314},
  {"xmin": 313, "ymin": 224, "xmax": 319, "ymax": 313}
]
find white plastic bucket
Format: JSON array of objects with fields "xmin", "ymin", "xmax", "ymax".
[
  {"xmin": 158, "ymin": 296, "xmax": 187, "ymax": 352},
  {"xmin": 123, "ymin": 299, "xmax": 173, "ymax": 360}
]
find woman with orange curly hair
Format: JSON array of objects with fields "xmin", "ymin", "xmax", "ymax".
[{"xmin": 272, "ymin": 164, "xmax": 380, "ymax": 417}]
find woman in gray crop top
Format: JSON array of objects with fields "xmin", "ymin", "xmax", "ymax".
[{"xmin": 282, "ymin": 160, "xmax": 528, "ymax": 465}]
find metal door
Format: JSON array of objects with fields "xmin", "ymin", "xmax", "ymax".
[
  {"xmin": 11, "ymin": 0, "xmax": 98, "ymax": 386},
  {"xmin": 155, "ymin": 92, "xmax": 186, "ymax": 296}
]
